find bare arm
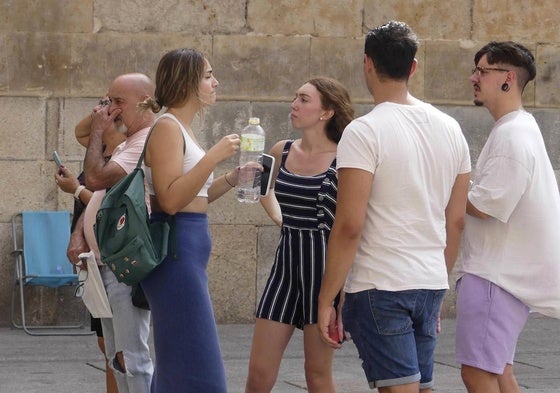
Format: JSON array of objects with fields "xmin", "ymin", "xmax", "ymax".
[
  {"xmin": 83, "ymin": 106, "xmax": 126, "ymax": 190},
  {"xmin": 75, "ymin": 99, "xmax": 111, "ymax": 148},
  {"xmin": 207, "ymin": 168, "xmax": 240, "ymax": 203},
  {"xmin": 75, "ymin": 114, "xmax": 94, "ymax": 148},
  {"xmin": 466, "ymin": 198, "xmax": 491, "ymax": 219},
  {"xmin": 66, "ymin": 213, "xmax": 89, "ymax": 266},
  {"xmin": 444, "ymin": 172, "xmax": 470, "ymax": 274},
  {"xmin": 146, "ymin": 118, "xmax": 240, "ymax": 214},
  {"xmin": 318, "ymin": 168, "xmax": 373, "ymax": 346},
  {"xmin": 54, "ymin": 166, "xmax": 93, "ymax": 205}
]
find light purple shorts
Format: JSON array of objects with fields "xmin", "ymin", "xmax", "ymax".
[{"xmin": 455, "ymin": 274, "xmax": 529, "ymax": 374}]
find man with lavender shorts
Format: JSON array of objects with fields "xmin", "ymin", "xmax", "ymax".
[{"xmin": 457, "ymin": 41, "xmax": 560, "ymax": 393}]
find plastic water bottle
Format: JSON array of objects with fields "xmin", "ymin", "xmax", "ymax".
[{"xmin": 237, "ymin": 117, "xmax": 265, "ymax": 203}]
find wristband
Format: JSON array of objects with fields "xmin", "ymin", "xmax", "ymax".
[{"xmin": 74, "ymin": 185, "xmax": 86, "ymax": 200}]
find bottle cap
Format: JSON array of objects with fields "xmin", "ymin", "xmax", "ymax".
[{"xmin": 248, "ymin": 117, "xmax": 260, "ymax": 125}]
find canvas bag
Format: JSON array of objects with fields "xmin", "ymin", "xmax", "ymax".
[{"xmin": 94, "ymin": 131, "xmax": 169, "ymax": 286}]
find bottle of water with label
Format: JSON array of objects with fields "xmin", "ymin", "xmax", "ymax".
[{"xmin": 237, "ymin": 117, "xmax": 265, "ymax": 203}]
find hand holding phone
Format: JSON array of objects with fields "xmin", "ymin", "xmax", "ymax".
[
  {"xmin": 53, "ymin": 151, "xmax": 63, "ymax": 169},
  {"xmin": 260, "ymin": 153, "xmax": 275, "ymax": 197}
]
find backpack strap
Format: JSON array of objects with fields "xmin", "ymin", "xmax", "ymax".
[
  {"xmin": 135, "ymin": 124, "xmax": 155, "ymax": 169},
  {"xmin": 136, "ymin": 114, "xmax": 186, "ymax": 169}
]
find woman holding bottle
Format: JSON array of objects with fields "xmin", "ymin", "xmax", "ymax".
[{"xmin": 139, "ymin": 48, "xmax": 240, "ymax": 393}]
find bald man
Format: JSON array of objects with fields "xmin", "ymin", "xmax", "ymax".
[{"xmin": 68, "ymin": 73, "xmax": 156, "ymax": 393}]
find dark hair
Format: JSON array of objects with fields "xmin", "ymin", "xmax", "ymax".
[
  {"xmin": 139, "ymin": 48, "xmax": 207, "ymax": 113},
  {"xmin": 364, "ymin": 20, "xmax": 418, "ymax": 81},
  {"xmin": 307, "ymin": 77, "xmax": 354, "ymax": 143},
  {"xmin": 474, "ymin": 41, "xmax": 536, "ymax": 90}
]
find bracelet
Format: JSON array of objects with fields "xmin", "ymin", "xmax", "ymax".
[
  {"xmin": 74, "ymin": 185, "xmax": 86, "ymax": 200},
  {"xmin": 224, "ymin": 173, "xmax": 235, "ymax": 188}
]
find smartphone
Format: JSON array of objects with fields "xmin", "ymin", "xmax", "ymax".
[
  {"xmin": 52, "ymin": 151, "xmax": 63, "ymax": 169},
  {"xmin": 328, "ymin": 321, "xmax": 341, "ymax": 344},
  {"xmin": 259, "ymin": 153, "xmax": 275, "ymax": 197}
]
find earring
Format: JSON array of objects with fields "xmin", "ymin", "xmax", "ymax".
[
  {"xmin": 501, "ymin": 83, "xmax": 510, "ymax": 92},
  {"xmin": 319, "ymin": 117, "xmax": 323, "ymax": 121}
]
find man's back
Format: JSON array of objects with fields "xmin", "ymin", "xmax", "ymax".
[{"xmin": 337, "ymin": 101, "xmax": 471, "ymax": 292}]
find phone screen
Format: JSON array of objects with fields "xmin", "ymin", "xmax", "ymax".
[
  {"xmin": 53, "ymin": 151, "xmax": 63, "ymax": 168},
  {"xmin": 259, "ymin": 154, "xmax": 275, "ymax": 196}
]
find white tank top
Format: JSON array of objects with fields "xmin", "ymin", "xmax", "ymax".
[{"xmin": 144, "ymin": 113, "xmax": 213, "ymax": 197}]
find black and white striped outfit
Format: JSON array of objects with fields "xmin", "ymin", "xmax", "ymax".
[{"xmin": 256, "ymin": 140, "xmax": 337, "ymax": 329}]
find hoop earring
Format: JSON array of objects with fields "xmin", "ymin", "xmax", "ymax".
[{"xmin": 501, "ymin": 83, "xmax": 510, "ymax": 92}]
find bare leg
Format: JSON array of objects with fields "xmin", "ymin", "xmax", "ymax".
[
  {"xmin": 302, "ymin": 324, "xmax": 335, "ymax": 393},
  {"xmin": 461, "ymin": 364, "xmax": 500, "ymax": 393},
  {"xmin": 98, "ymin": 337, "xmax": 119, "ymax": 393},
  {"xmin": 497, "ymin": 364, "xmax": 521, "ymax": 393},
  {"xmin": 245, "ymin": 318, "xmax": 295, "ymax": 393}
]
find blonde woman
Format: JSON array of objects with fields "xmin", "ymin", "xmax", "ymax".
[{"xmin": 139, "ymin": 48, "xmax": 240, "ymax": 393}]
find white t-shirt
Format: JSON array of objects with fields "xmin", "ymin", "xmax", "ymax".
[
  {"xmin": 337, "ymin": 101, "xmax": 471, "ymax": 293},
  {"xmin": 460, "ymin": 110, "xmax": 560, "ymax": 318},
  {"xmin": 83, "ymin": 127, "xmax": 151, "ymax": 260}
]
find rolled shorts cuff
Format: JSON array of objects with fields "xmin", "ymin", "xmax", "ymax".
[{"xmin": 370, "ymin": 372, "xmax": 421, "ymax": 389}]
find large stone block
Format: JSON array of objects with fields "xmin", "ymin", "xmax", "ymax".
[
  {"xmin": 248, "ymin": 0, "xmax": 362, "ymax": 37},
  {"xmin": 0, "ymin": 35, "xmax": 6, "ymax": 91},
  {"xmin": 0, "ymin": 223, "xmax": 13, "ymax": 326},
  {"xmin": 0, "ymin": 0, "xmax": 93, "ymax": 33},
  {"xmin": 363, "ymin": 1, "xmax": 471, "ymax": 40},
  {"xmin": 208, "ymin": 185, "xmax": 271, "ymax": 226},
  {"xmin": 209, "ymin": 224, "xmax": 259, "ymax": 323},
  {"xmin": 213, "ymin": 35, "xmax": 310, "ymax": 100},
  {"xmin": 473, "ymin": 0, "xmax": 560, "ymax": 42},
  {"xmin": 535, "ymin": 44, "xmax": 560, "ymax": 107},
  {"xmin": 533, "ymin": 109, "xmax": 560, "ymax": 169},
  {"xmin": 0, "ymin": 161, "xmax": 59, "ymax": 222},
  {"xmin": 69, "ymin": 33, "xmax": 212, "ymax": 97},
  {"xmin": 424, "ymin": 40, "xmax": 478, "ymax": 104},
  {"xmin": 310, "ymin": 37, "xmax": 371, "ymax": 103},
  {"xmin": 4, "ymin": 33, "xmax": 74, "ymax": 94},
  {"xmin": 94, "ymin": 0, "xmax": 245, "ymax": 34},
  {"xmin": 0, "ymin": 97, "xmax": 46, "ymax": 158},
  {"xmin": 60, "ymin": 98, "xmax": 98, "ymax": 160}
]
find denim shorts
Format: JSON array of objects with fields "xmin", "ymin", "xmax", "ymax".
[{"xmin": 342, "ymin": 288, "xmax": 446, "ymax": 389}]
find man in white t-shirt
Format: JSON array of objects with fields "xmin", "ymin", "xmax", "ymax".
[
  {"xmin": 456, "ymin": 41, "xmax": 560, "ymax": 393},
  {"xmin": 67, "ymin": 73, "xmax": 156, "ymax": 393},
  {"xmin": 317, "ymin": 21, "xmax": 471, "ymax": 392}
]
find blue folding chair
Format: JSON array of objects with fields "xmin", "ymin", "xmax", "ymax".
[{"xmin": 11, "ymin": 211, "xmax": 93, "ymax": 335}]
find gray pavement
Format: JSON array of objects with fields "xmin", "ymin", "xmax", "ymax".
[{"xmin": 0, "ymin": 315, "xmax": 558, "ymax": 393}]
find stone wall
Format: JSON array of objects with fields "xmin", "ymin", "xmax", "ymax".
[{"xmin": 1, "ymin": 0, "xmax": 559, "ymax": 326}]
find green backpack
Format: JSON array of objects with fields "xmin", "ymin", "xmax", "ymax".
[{"xmin": 94, "ymin": 134, "xmax": 169, "ymax": 287}]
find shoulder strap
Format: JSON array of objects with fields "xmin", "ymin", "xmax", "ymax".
[
  {"xmin": 135, "ymin": 124, "xmax": 155, "ymax": 169},
  {"xmin": 135, "ymin": 113, "xmax": 187, "ymax": 169},
  {"xmin": 281, "ymin": 140, "xmax": 294, "ymax": 166}
]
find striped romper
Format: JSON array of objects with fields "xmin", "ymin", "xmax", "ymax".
[{"xmin": 256, "ymin": 140, "xmax": 338, "ymax": 329}]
